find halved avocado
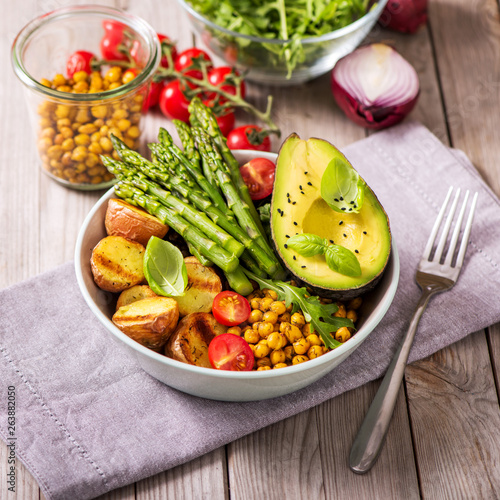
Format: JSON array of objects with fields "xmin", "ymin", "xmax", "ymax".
[{"xmin": 271, "ymin": 134, "xmax": 391, "ymax": 299}]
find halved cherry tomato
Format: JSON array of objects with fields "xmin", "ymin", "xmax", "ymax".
[
  {"xmin": 207, "ymin": 66, "xmax": 245, "ymax": 101},
  {"xmin": 159, "ymin": 80, "xmax": 191, "ymax": 122},
  {"xmin": 208, "ymin": 334, "xmax": 254, "ymax": 371},
  {"xmin": 212, "ymin": 291, "xmax": 251, "ymax": 326},
  {"xmin": 100, "ymin": 19, "xmax": 128, "ymax": 61},
  {"xmin": 239, "ymin": 158, "xmax": 276, "ymax": 200},
  {"xmin": 66, "ymin": 50, "xmax": 96, "ymax": 78},
  {"xmin": 174, "ymin": 48, "xmax": 213, "ymax": 79},
  {"xmin": 227, "ymin": 125, "xmax": 271, "ymax": 152}
]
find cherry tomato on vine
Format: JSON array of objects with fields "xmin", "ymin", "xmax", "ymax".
[
  {"xmin": 207, "ymin": 66, "xmax": 245, "ymax": 100},
  {"xmin": 212, "ymin": 291, "xmax": 251, "ymax": 326},
  {"xmin": 157, "ymin": 33, "xmax": 177, "ymax": 68},
  {"xmin": 215, "ymin": 110, "xmax": 235, "ymax": 137},
  {"xmin": 159, "ymin": 80, "xmax": 191, "ymax": 122},
  {"xmin": 130, "ymin": 33, "xmax": 177, "ymax": 68},
  {"xmin": 144, "ymin": 81, "xmax": 164, "ymax": 110},
  {"xmin": 208, "ymin": 334, "xmax": 254, "ymax": 371},
  {"xmin": 227, "ymin": 125, "xmax": 271, "ymax": 152},
  {"xmin": 174, "ymin": 48, "xmax": 213, "ymax": 79},
  {"xmin": 100, "ymin": 19, "xmax": 128, "ymax": 61},
  {"xmin": 66, "ymin": 50, "xmax": 96, "ymax": 78},
  {"xmin": 239, "ymin": 158, "xmax": 276, "ymax": 200}
]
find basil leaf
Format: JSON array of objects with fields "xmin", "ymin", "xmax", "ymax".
[
  {"xmin": 325, "ymin": 245, "xmax": 362, "ymax": 277},
  {"xmin": 320, "ymin": 157, "xmax": 365, "ymax": 213},
  {"xmin": 287, "ymin": 233, "xmax": 327, "ymax": 257},
  {"xmin": 143, "ymin": 237, "xmax": 188, "ymax": 297}
]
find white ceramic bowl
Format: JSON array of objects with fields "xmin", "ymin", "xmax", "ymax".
[{"xmin": 75, "ymin": 150, "xmax": 399, "ymax": 401}]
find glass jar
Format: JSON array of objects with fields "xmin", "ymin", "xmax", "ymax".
[{"xmin": 11, "ymin": 5, "xmax": 160, "ymax": 190}]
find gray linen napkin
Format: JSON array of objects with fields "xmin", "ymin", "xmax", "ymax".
[{"xmin": 1, "ymin": 122, "xmax": 499, "ymax": 500}]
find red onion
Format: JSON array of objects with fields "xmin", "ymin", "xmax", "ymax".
[
  {"xmin": 331, "ymin": 43, "xmax": 419, "ymax": 130},
  {"xmin": 379, "ymin": 0, "xmax": 428, "ymax": 34}
]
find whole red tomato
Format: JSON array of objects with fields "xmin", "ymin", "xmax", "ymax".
[
  {"xmin": 207, "ymin": 66, "xmax": 246, "ymax": 101},
  {"xmin": 239, "ymin": 157, "xmax": 276, "ymax": 200},
  {"xmin": 100, "ymin": 19, "xmax": 128, "ymax": 61},
  {"xmin": 66, "ymin": 50, "xmax": 96, "ymax": 78},
  {"xmin": 159, "ymin": 80, "xmax": 191, "ymax": 122},
  {"xmin": 144, "ymin": 81, "xmax": 164, "ymax": 110},
  {"xmin": 174, "ymin": 48, "xmax": 213, "ymax": 79},
  {"xmin": 227, "ymin": 125, "xmax": 271, "ymax": 152}
]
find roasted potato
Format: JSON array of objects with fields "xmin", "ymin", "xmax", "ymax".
[
  {"xmin": 116, "ymin": 285, "xmax": 158, "ymax": 310},
  {"xmin": 112, "ymin": 297, "xmax": 179, "ymax": 351},
  {"xmin": 105, "ymin": 198, "xmax": 169, "ymax": 247},
  {"xmin": 165, "ymin": 312, "xmax": 227, "ymax": 367},
  {"xmin": 91, "ymin": 235, "xmax": 145, "ymax": 292},
  {"xmin": 174, "ymin": 257, "xmax": 222, "ymax": 316}
]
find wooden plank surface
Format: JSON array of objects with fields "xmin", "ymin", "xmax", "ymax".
[{"xmin": 2, "ymin": 0, "xmax": 500, "ymax": 499}]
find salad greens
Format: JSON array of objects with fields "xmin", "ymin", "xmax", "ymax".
[
  {"xmin": 187, "ymin": 0, "xmax": 371, "ymax": 76},
  {"xmin": 287, "ymin": 233, "xmax": 362, "ymax": 277},
  {"xmin": 242, "ymin": 269, "xmax": 354, "ymax": 349},
  {"xmin": 143, "ymin": 237, "xmax": 188, "ymax": 297}
]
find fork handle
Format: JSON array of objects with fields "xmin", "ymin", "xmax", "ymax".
[{"xmin": 349, "ymin": 286, "xmax": 436, "ymax": 474}]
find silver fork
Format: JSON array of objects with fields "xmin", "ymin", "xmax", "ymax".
[{"xmin": 349, "ymin": 186, "xmax": 478, "ymax": 474}]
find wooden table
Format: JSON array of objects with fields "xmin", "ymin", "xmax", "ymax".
[{"xmin": 2, "ymin": 1, "xmax": 500, "ymax": 498}]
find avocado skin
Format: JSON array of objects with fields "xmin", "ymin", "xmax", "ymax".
[{"xmin": 270, "ymin": 133, "xmax": 392, "ymax": 301}]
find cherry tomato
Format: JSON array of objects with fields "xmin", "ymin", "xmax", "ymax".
[
  {"xmin": 215, "ymin": 110, "xmax": 235, "ymax": 137},
  {"xmin": 207, "ymin": 66, "xmax": 245, "ymax": 100},
  {"xmin": 100, "ymin": 19, "xmax": 128, "ymax": 61},
  {"xmin": 208, "ymin": 334, "xmax": 254, "ymax": 371},
  {"xmin": 66, "ymin": 50, "xmax": 96, "ymax": 78},
  {"xmin": 212, "ymin": 291, "xmax": 251, "ymax": 326},
  {"xmin": 239, "ymin": 158, "xmax": 276, "ymax": 200},
  {"xmin": 227, "ymin": 125, "xmax": 271, "ymax": 152},
  {"xmin": 159, "ymin": 80, "xmax": 191, "ymax": 122},
  {"xmin": 174, "ymin": 48, "xmax": 213, "ymax": 79},
  {"xmin": 157, "ymin": 34, "xmax": 177, "ymax": 68},
  {"xmin": 144, "ymin": 80, "xmax": 164, "ymax": 110}
]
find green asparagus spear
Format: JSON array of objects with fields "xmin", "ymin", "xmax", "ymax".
[
  {"xmin": 224, "ymin": 267, "xmax": 254, "ymax": 296},
  {"xmin": 113, "ymin": 181, "xmax": 240, "ymax": 273},
  {"xmin": 188, "ymin": 98, "xmax": 267, "ymax": 237},
  {"xmin": 173, "ymin": 119, "xmax": 201, "ymax": 171},
  {"xmin": 103, "ymin": 157, "xmax": 245, "ymax": 258},
  {"xmin": 187, "ymin": 243, "xmax": 212, "ymax": 267}
]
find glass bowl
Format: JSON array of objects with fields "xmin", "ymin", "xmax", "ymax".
[
  {"xmin": 11, "ymin": 5, "xmax": 161, "ymax": 190},
  {"xmin": 176, "ymin": 0, "xmax": 388, "ymax": 86}
]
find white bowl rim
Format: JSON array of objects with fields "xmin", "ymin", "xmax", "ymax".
[
  {"xmin": 74, "ymin": 149, "xmax": 399, "ymax": 380},
  {"xmin": 175, "ymin": 0, "xmax": 389, "ymax": 45}
]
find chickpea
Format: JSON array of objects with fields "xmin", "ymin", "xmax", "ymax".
[
  {"xmin": 112, "ymin": 108, "xmax": 129, "ymax": 121},
  {"xmin": 99, "ymin": 137, "xmax": 113, "ymax": 152},
  {"xmin": 267, "ymin": 332, "xmax": 287, "ymax": 351},
  {"xmin": 40, "ymin": 127, "xmax": 56, "ymax": 139},
  {"xmin": 248, "ymin": 309, "xmax": 263, "ymax": 324},
  {"xmin": 262, "ymin": 311, "xmax": 278, "ymax": 324},
  {"xmin": 308, "ymin": 345, "xmax": 324, "ymax": 359},
  {"xmin": 293, "ymin": 337, "xmax": 311, "ymax": 355},
  {"xmin": 74, "ymin": 134, "xmax": 90, "ymax": 146},
  {"xmin": 60, "ymin": 127, "xmax": 74, "ymax": 139},
  {"xmin": 283, "ymin": 324, "xmax": 303, "ymax": 343},
  {"xmin": 335, "ymin": 326, "xmax": 351, "ymax": 343},
  {"xmin": 257, "ymin": 366, "xmax": 271, "ymax": 371},
  {"xmin": 73, "ymin": 80, "xmax": 89, "ymax": 93},
  {"xmin": 53, "ymin": 134, "xmax": 64, "ymax": 145},
  {"xmin": 37, "ymin": 137, "xmax": 52, "ymax": 152},
  {"xmin": 244, "ymin": 328, "xmax": 260, "ymax": 344},
  {"xmin": 79, "ymin": 123, "xmax": 98, "ymax": 135},
  {"xmin": 57, "ymin": 118, "xmax": 71, "ymax": 130},
  {"xmin": 270, "ymin": 301, "xmax": 287, "ymax": 316},
  {"xmin": 91, "ymin": 105, "xmax": 108, "ymax": 119},
  {"xmin": 86, "ymin": 154, "xmax": 100, "ymax": 168},
  {"xmin": 61, "ymin": 138, "xmax": 75, "ymax": 151},
  {"xmin": 52, "ymin": 73, "xmax": 67, "ymax": 87},
  {"xmin": 253, "ymin": 340, "xmax": 270, "ymax": 359},
  {"xmin": 273, "ymin": 363, "xmax": 288, "ymax": 369},
  {"xmin": 47, "ymin": 145, "xmax": 63, "ymax": 160},
  {"xmin": 40, "ymin": 78, "xmax": 52, "ymax": 88},
  {"xmin": 71, "ymin": 146, "xmax": 88, "ymax": 162},
  {"xmin": 73, "ymin": 71, "xmax": 88, "ymax": 83},
  {"xmin": 284, "ymin": 345, "xmax": 294, "ymax": 361},
  {"xmin": 226, "ymin": 326, "xmax": 241, "ymax": 336},
  {"xmin": 126, "ymin": 125, "xmax": 141, "ymax": 139},
  {"xmin": 292, "ymin": 355, "xmax": 309, "ymax": 365},
  {"xmin": 306, "ymin": 333, "xmax": 322, "ymax": 346},
  {"xmin": 88, "ymin": 142, "xmax": 103, "ymax": 155},
  {"xmin": 334, "ymin": 304, "xmax": 347, "ymax": 318},
  {"xmin": 270, "ymin": 349, "xmax": 286, "ymax": 365},
  {"xmin": 263, "ymin": 289, "xmax": 278, "ymax": 300},
  {"xmin": 259, "ymin": 297, "xmax": 274, "ymax": 312},
  {"xmin": 291, "ymin": 312, "xmax": 305, "ymax": 328},
  {"xmin": 256, "ymin": 357, "xmax": 271, "ymax": 368},
  {"xmin": 273, "ymin": 323, "xmax": 280, "ymax": 332},
  {"xmin": 348, "ymin": 297, "xmax": 363, "ymax": 310},
  {"xmin": 258, "ymin": 322, "xmax": 274, "ymax": 339},
  {"xmin": 123, "ymin": 137, "xmax": 136, "ymax": 149},
  {"xmin": 75, "ymin": 108, "xmax": 91, "ymax": 123},
  {"xmin": 108, "ymin": 81, "xmax": 121, "ymax": 90},
  {"xmin": 278, "ymin": 312, "xmax": 291, "ymax": 323},
  {"xmin": 346, "ymin": 309, "xmax": 357, "ymax": 322},
  {"xmin": 55, "ymin": 105, "xmax": 70, "ymax": 119}
]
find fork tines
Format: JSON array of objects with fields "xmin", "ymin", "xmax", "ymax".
[{"xmin": 423, "ymin": 186, "xmax": 478, "ymax": 268}]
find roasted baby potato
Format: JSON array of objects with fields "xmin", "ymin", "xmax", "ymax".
[
  {"xmin": 105, "ymin": 198, "xmax": 168, "ymax": 247},
  {"xmin": 165, "ymin": 312, "xmax": 227, "ymax": 367},
  {"xmin": 91, "ymin": 235, "xmax": 145, "ymax": 292},
  {"xmin": 112, "ymin": 297, "xmax": 179, "ymax": 351},
  {"xmin": 174, "ymin": 257, "xmax": 223, "ymax": 316},
  {"xmin": 116, "ymin": 285, "xmax": 158, "ymax": 310}
]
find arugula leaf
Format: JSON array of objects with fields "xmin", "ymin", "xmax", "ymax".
[
  {"xmin": 321, "ymin": 157, "xmax": 365, "ymax": 214},
  {"xmin": 242, "ymin": 269, "xmax": 355, "ymax": 349}
]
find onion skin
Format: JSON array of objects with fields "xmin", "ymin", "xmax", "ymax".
[
  {"xmin": 331, "ymin": 78, "xmax": 419, "ymax": 129},
  {"xmin": 379, "ymin": 0, "xmax": 428, "ymax": 34}
]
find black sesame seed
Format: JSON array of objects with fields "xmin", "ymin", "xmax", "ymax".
[
  {"xmin": 349, "ymin": 208, "xmax": 352, "ymax": 211},
  {"xmin": 343, "ymin": 233, "xmax": 347, "ymax": 237},
  {"xmin": 334, "ymin": 198, "xmax": 339, "ymax": 202},
  {"xmin": 350, "ymin": 200, "xmax": 354, "ymax": 204},
  {"xmin": 363, "ymin": 231, "xmax": 367, "ymax": 235},
  {"xmin": 299, "ymin": 185, "xmax": 303, "ymax": 190},
  {"xmin": 355, "ymin": 249, "xmax": 359, "ymax": 254},
  {"xmin": 293, "ymin": 221, "xmax": 298, "ymax": 226},
  {"xmin": 329, "ymin": 239, "xmax": 334, "ymax": 244},
  {"xmin": 341, "ymin": 207, "xmax": 346, "ymax": 211},
  {"xmin": 339, "ymin": 221, "xmax": 343, "ymax": 225},
  {"xmin": 301, "ymin": 191, "xmax": 305, "ymax": 195},
  {"xmin": 284, "ymin": 244, "xmax": 288, "ymax": 248},
  {"xmin": 281, "ymin": 211, "xmax": 284, "ymax": 217},
  {"xmin": 340, "ymin": 196, "xmax": 344, "ymax": 201},
  {"xmin": 307, "ymin": 182, "xmax": 312, "ymax": 186},
  {"xmin": 301, "ymin": 265, "xmax": 306, "ymax": 268},
  {"xmin": 353, "ymin": 205, "xmax": 357, "ymax": 208},
  {"xmin": 287, "ymin": 193, "xmax": 290, "ymax": 197},
  {"xmin": 292, "ymin": 201, "xmax": 296, "ymax": 205},
  {"xmin": 286, "ymin": 234, "xmax": 290, "ymax": 238},
  {"xmin": 293, "ymin": 255, "xmax": 296, "ymax": 260},
  {"xmin": 304, "ymin": 171, "xmax": 308, "ymax": 174}
]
